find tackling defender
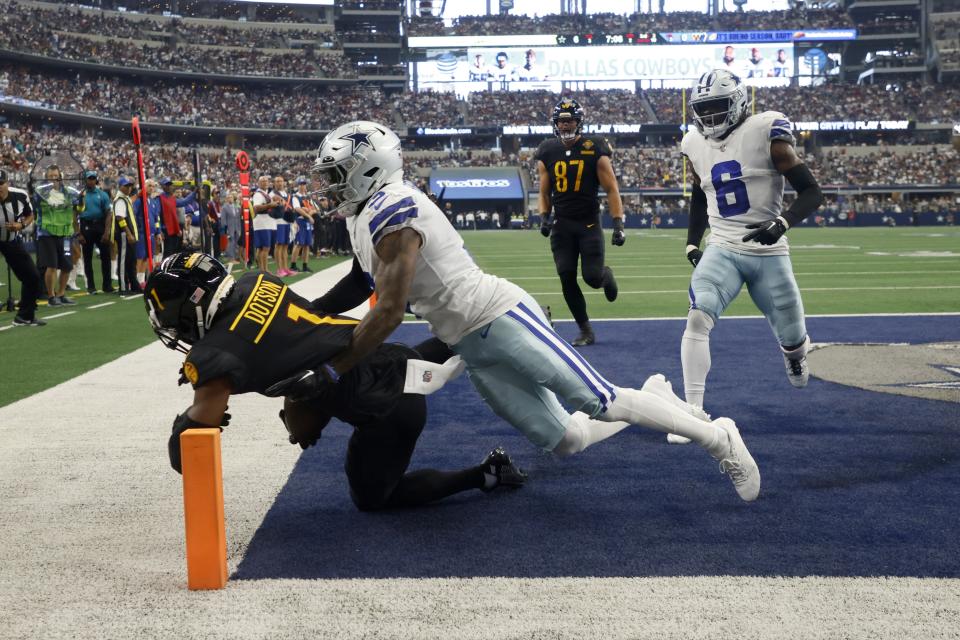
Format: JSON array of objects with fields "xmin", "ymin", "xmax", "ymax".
[
  {"xmin": 143, "ymin": 252, "xmax": 526, "ymax": 511},
  {"xmin": 535, "ymin": 99, "xmax": 625, "ymax": 346},
  {"xmin": 310, "ymin": 120, "xmax": 762, "ymax": 502},
  {"xmin": 671, "ymin": 69, "xmax": 823, "ymax": 444}
]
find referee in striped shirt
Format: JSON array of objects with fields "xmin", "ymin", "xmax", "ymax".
[{"xmin": 0, "ymin": 170, "xmax": 45, "ymax": 326}]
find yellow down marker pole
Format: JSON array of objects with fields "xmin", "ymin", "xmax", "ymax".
[{"xmin": 180, "ymin": 428, "xmax": 228, "ymax": 590}]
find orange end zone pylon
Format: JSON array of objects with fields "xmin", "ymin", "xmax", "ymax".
[{"xmin": 180, "ymin": 428, "xmax": 228, "ymax": 590}]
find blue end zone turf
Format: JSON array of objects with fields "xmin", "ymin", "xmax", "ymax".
[{"xmin": 234, "ymin": 316, "xmax": 959, "ymax": 580}]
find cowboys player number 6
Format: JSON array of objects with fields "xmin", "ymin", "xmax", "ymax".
[{"xmin": 671, "ymin": 69, "xmax": 824, "ymax": 443}]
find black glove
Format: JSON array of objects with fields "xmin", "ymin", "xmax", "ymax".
[
  {"xmin": 742, "ymin": 217, "xmax": 788, "ymax": 245},
  {"xmin": 686, "ymin": 245, "xmax": 703, "ymax": 268},
  {"xmin": 611, "ymin": 217, "xmax": 625, "ymax": 246},
  {"xmin": 263, "ymin": 364, "xmax": 339, "ymax": 400},
  {"xmin": 167, "ymin": 412, "xmax": 224, "ymax": 474},
  {"xmin": 539, "ymin": 215, "xmax": 553, "ymax": 237}
]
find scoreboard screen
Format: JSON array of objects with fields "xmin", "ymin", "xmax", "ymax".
[{"xmin": 410, "ymin": 42, "xmax": 796, "ymax": 94}]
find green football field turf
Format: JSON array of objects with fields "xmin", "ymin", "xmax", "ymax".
[{"xmin": 1, "ymin": 226, "xmax": 958, "ymax": 407}]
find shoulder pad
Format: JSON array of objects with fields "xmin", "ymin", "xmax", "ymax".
[
  {"xmin": 753, "ymin": 111, "xmax": 795, "ymax": 145},
  {"xmin": 368, "ymin": 194, "xmax": 421, "ymax": 246}
]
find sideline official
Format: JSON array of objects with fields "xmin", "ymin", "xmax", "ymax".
[{"xmin": 0, "ymin": 170, "xmax": 44, "ymax": 326}]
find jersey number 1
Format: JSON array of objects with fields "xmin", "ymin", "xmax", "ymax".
[
  {"xmin": 710, "ymin": 160, "xmax": 751, "ymax": 217},
  {"xmin": 554, "ymin": 160, "xmax": 584, "ymax": 193}
]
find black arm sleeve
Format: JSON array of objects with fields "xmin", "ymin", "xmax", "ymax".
[
  {"xmin": 686, "ymin": 182, "xmax": 709, "ymax": 247},
  {"xmin": 312, "ymin": 257, "xmax": 373, "ymax": 314},
  {"xmin": 782, "ymin": 163, "xmax": 823, "ymax": 228}
]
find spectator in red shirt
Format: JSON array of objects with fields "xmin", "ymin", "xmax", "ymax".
[{"xmin": 157, "ymin": 177, "xmax": 196, "ymax": 257}]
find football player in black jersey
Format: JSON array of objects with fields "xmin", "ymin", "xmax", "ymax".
[
  {"xmin": 144, "ymin": 252, "xmax": 526, "ymax": 512},
  {"xmin": 535, "ymin": 99, "xmax": 626, "ymax": 346}
]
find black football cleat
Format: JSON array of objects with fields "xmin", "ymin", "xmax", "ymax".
[
  {"xmin": 602, "ymin": 266, "xmax": 618, "ymax": 302},
  {"xmin": 571, "ymin": 321, "xmax": 595, "ymax": 346},
  {"xmin": 481, "ymin": 447, "xmax": 527, "ymax": 492}
]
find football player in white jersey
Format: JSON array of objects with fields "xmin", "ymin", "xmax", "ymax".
[
  {"xmin": 306, "ymin": 120, "xmax": 763, "ymax": 502},
  {"xmin": 670, "ymin": 69, "xmax": 824, "ymax": 445}
]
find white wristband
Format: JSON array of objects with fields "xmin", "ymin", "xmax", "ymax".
[
  {"xmin": 685, "ymin": 244, "xmax": 700, "ymax": 255},
  {"xmin": 776, "ymin": 215, "xmax": 790, "ymax": 230},
  {"xmin": 403, "ymin": 356, "xmax": 466, "ymax": 395}
]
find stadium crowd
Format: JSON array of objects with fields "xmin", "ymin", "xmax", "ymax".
[
  {"xmin": 407, "ymin": 7, "xmax": 853, "ymax": 36},
  {"xmin": 464, "ymin": 89, "xmax": 653, "ymax": 126},
  {"xmin": 646, "ymin": 83, "xmax": 960, "ymax": 124},
  {"xmin": 856, "ymin": 15, "xmax": 920, "ymax": 35},
  {"xmin": 4, "ymin": 62, "xmax": 959, "ymax": 134},
  {"xmin": 3, "ymin": 123, "xmax": 951, "ymax": 196},
  {"xmin": 4, "ymin": 1, "xmax": 338, "ymax": 47},
  {"xmin": 0, "ymin": 5, "xmax": 353, "ymax": 78},
  {"xmin": 0, "ymin": 67, "xmax": 394, "ymax": 130},
  {"xmin": 821, "ymin": 147, "xmax": 958, "ymax": 186}
]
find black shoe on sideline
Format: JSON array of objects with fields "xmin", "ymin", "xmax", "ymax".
[
  {"xmin": 13, "ymin": 315, "xmax": 47, "ymax": 327},
  {"xmin": 571, "ymin": 322, "xmax": 595, "ymax": 347},
  {"xmin": 481, "ymin": 447, "xmax": 527, "ymax": 492}
]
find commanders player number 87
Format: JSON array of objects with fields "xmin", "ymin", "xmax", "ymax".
[{"xmin": 553, "ymin": 160, "xmax": 585, "ymax": 193}]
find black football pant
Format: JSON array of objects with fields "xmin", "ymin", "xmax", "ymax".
[
  {"xmin": 116, "ymin": 234, "xmax": 139, "ymax": 293},
  {"xmin": 162, "ymin": 233, "xmax": 182, "ymax": 258},
  {"xmin": 550, "ymin": 216, "xmax": 605, "ymax": 325},
  {"xmin": 344, "ymin": 338, "xmax": 483, "ymax": 511},
  {"xmin": 80, "ymin": 219, "xmax": 113, "ymax": 293},
  {"xmin": 0, "ymin": 239, "xmax": 41, "ymax": 320}
]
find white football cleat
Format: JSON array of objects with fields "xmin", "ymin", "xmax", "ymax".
[
  {"xmin": 710, "ymin": 418, "xmax": 760, "ymax": 502},
  {"xmin": 640, "ymin": 374, "xmax": 709, "ymax": 445},
  {"xmin": 783, "ymin": 353, "xmax": 809, "ymax": 388},
  {"xmin": 782, "ymin": 336, "xmax": 810, "ymax": 388}
]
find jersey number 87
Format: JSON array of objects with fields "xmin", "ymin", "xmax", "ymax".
[{"xmin": 554, "ymin": 160, "xmax": 585, "ymax": 193}]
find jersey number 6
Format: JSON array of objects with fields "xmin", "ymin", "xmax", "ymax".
[{"xmin": 710, "ymin": 160, "xmax": 751, "ymax": 217}]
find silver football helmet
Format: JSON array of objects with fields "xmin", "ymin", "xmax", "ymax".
[
  {"xmin": 689, "ymin": 69, "xmax": 749, "ymax": 139},
  {"xmin": 311, "ymin": 121, "xmax": 403, "ymax": 217}
]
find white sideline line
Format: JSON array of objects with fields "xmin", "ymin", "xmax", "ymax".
[
  {"xmin": 507, "ymin": 270, "xmax": 960, "ymax": 280},
  {"xmin": 88, "ymin": 302, "xmax": 116, "ymax": 309},
  {"xmin": 548, "ymin": 311, "xmax": 960, "ymax": 322},
  {"xmin": 394, "ymin": 311, "xmax": 960, "ymax": 325},
  {"xmin": 527, "ymin": 285, "xmax": 960, "ymax": 296},
  {"xmin": 0, "ymin": 310, "xmax": 77, "ymax": 331}
]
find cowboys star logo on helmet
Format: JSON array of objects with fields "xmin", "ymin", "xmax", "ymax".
[
  {"xmin": 689, "ymin": 69, "xmax": 748, "ymax": 139},
  {"xmin": 312, "ymin": 121, "xmax": 402, "ymax": 217},
  {"xmin": 338, "ymin": 129, "xmax": 374, "ymax": 153}
]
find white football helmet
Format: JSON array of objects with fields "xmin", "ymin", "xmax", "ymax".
[
  {"xmin": 689, "ymin": 69, "xmax": 748, "ymax": 139},
  {"xmin": 312, "ymin": 121, "xmax": 403, "ymax": 216}
]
